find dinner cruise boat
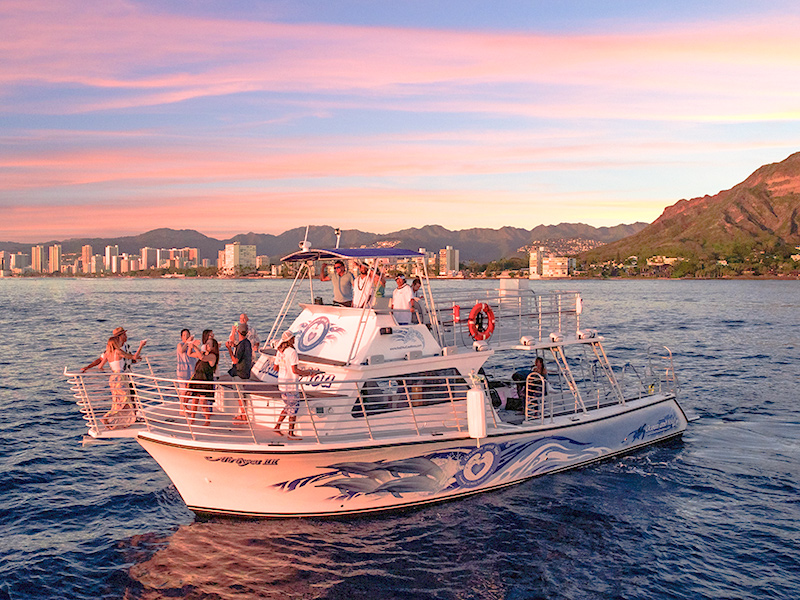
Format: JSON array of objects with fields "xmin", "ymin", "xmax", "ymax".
[{"xmin": 65, "ymin": 245, "xmax": 688, "ymax": 518}]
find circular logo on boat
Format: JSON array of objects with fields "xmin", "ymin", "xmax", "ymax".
[
  {"xmin": 297, "ymin": 316, "xmax": 331, "ymax": 352},
  {"xmin": 455, "ymin": 445, "xmax": 501, "ymax": 488}
]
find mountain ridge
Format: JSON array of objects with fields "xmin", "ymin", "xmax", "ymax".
[
  {"xmin": 583, "ymin": 152, "xmax": 800, "ymax": 263},
  {"xmin": 1, "ymin": 222, "xmax": 646, "ymax": 264}
]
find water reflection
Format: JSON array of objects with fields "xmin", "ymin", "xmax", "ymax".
[{"xmin": 122, "ymin": 507, "xmax": 512, "ymax": 599}]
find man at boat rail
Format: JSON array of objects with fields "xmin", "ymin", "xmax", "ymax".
[{"xmin": 320, "ymin": 259, "xmax": 353, "ymax": 307}]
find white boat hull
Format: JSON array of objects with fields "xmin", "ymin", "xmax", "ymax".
[{"xmin": 137, "ymin": 394, "xmax": 686, "ymax": 517}]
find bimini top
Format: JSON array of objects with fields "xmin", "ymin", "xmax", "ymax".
[{"xmin": 281, "ymin": 247, "xmax": 423, "ymax": 262}]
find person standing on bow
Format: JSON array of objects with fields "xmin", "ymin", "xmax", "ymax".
[
  {"xmin": 81, "ymin": 326, "xmax": 145, "ymax": 373},
  {"xmin": 187, "ymin": 330, "xmax": 219, "ymax": 426},
  {"xmin": 176, "ymin": 328, "xmax": 199, "ymax": 417},
  {"xmin": 98, "ymin": 334, "xmax": 145, "ymax": 429},
  {"xmin": 226, "ymin": 322, "xmax": 253, "ymax": 421},
  {"xmin": 229, "ymin": 313, "xmax": 260, "ymax": 353},
  {"xmin": 320, "ymin": 260, "xmax": 353, "ymax": 307},
  {"xmin": 273, "ymin": 330, "xmax": 318, "ymax": 440}
]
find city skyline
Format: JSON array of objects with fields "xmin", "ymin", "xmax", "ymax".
[{"xmin": 4, "ymin": 0, "xmax": 800, "ymax": 243}]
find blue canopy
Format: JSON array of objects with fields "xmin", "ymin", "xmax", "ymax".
[{"xmin": 281, "ymin": 248, "xmax": 423, "ymax": 262}]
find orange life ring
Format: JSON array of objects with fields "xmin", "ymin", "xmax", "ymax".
[{"xmin": 468, "ymin": 302, "xmax": 495, "ymax": 340}]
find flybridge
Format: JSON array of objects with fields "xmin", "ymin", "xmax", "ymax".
[{"xmin": 281, "ymin": 248, "xmax": 424, "ymax": 262}]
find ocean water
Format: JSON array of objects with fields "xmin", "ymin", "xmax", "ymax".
[{"xmin": 1, "ymin": 278, "xmax": 798, "ymax": 600}]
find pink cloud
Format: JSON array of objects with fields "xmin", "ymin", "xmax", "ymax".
[{"xmin": 2, "ymin": 1, "xmax": 799, "ymax": 121}]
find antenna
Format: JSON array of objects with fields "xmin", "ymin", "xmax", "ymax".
[{"xmin": 299, "ymin": 225, "xmax": 311, "ymax": 252}]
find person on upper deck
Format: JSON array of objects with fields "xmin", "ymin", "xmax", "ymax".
[
  {"xmin": 353, "ymin": 262, "xmax": 378, "ymax": 309},
  {"xmin": 390, "ymin": 274, "xmax": 416, "ymax": 325},
  {"xmin": 320, "ymin": 260, "xmax": 353, "ymax": 307},
  {"xmin": 410, "ymin": 277, "xmax": 425, "ymax": 324}
]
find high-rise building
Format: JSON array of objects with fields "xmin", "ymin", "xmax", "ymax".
[
  {"xmin": 31, "ymin": 245, "xmax": 45, "ymax": 272},
  {"xmin": 48, "ymin": 245, "xmax": 62, "ymax": 274},
  {"xmin": 530, "ymin": 247, "xmax": 570, "ymax": 278},
  {"xmin": 224, "ymin": 242, "xmax": 256, "ymax": 274},
  {"xmin": 90, "ymin": 255, "xmax": 104, "ymax": 274},
  {"xmin": 104, "ymin": 245, "xmax": 119, "ymax": 271},
  {"xmin": 438, "ymin": 246, "xmax": 460, "ymax": 277},
  {"xmin": 82, "ymin": 245, "xmax": 93, "ymax": 274},
  {"xmin": 529, "ymin": 247, "xmax": 545, "ymax": 279},
  {"xmin": 10, "ymin": 252, "xmax": 30, "ymax": 271},
  {"xmin": 140, "ymin": 247, "xmax": 157, "ymax": 269}
]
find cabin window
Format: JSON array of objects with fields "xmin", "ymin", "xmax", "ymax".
[{"xmin": 351, "ymin": 368, "xmax": 469, "ymax": 418}]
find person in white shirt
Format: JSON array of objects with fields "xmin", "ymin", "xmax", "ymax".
[
  {"xmin": 390, "ymin": 274, "xmax": 415, "ymax": 325},
  {"xmin": 352, "ymin": 263, "xmax": 377, "ymax": 308},
  {"xmin": 273, "ymin": 330, "xmax": 318, "ymax": 439}
]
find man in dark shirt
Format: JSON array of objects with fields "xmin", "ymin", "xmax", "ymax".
[{"xmin": 226, "ymin": 322, "xmax": 252, "ymax": 379}]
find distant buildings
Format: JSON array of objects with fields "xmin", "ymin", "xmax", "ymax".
[
  {"xmin": 222, "ymin": 242, "xmax": 256, "ymax": 274},
  {"xmin": 529, "ymin": 247, "xmax": 574, "ymax": 278},
  {"xmin": 438, "ymin": 246, "xmax": 460, "ymax": 277},
  {"xmin": 31, "ymin": 245, "xmax": 45, "ymax": 272},
  {"xmin": 141, "ymin": 247, "xmax": 157, "ymax": 269},
  {"xmin": 256, "ymin": 255, "xmax": 271, "ymax": 270},
  {"xmin": 48, "ymin": 245, "xmax": 62, "ymax": 274},
  {"xmin": 82, "ymin": 245, "xmax": 93, "ymax": 274}
]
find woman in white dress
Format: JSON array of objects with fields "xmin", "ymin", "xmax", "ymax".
[{"xmin": 99, "ymin": 336, "xmax": 145, "ymax": 429}]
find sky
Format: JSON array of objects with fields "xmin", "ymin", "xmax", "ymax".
[{"xmin": 3, "ymin": 0, "xmax": 800, "ymax": 243}]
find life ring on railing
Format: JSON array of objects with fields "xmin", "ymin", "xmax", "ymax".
[{"xmin": 468, "ymin": 303, "xmax": 495, "ymax": 341}]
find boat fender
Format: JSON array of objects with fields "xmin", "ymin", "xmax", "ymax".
[
  {"xmin": 467, "ymin": 387, "xmax": 487, "ymax": 442},
  {"xmin": 468, "ymin": 302, "xmax": 495, "ymax": 341},
  {"xmin": 453, "ymin": 304, "xmax": 461, "ymax": 323}
]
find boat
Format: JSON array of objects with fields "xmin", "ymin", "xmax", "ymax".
[{"xmin": 65, "ymin": 245, "xmax": 688, "ymax": 518}]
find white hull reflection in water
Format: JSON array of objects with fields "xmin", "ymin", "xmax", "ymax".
[{"xmin": 66, "ymin": 245, "xmax": 687, "ymax": 517}]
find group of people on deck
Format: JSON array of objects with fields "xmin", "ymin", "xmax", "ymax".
[
  {"xmin": 80, "ymin": 314, "xmax": 315, "ymax": 439},
  {"xmin": 320, "ymin": 260, "xmax": 423, "ymax": 324},
  {"xmin": 174, "ymin": 313, "xmax": 257, "ymax": 425},
  {"xmin": 81, "ymin": 314, "xmax": 259, "ymax": 428}
]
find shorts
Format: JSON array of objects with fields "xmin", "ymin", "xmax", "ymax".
[{"xmin": 281, "ymin": 392, "xmax": 300, "ymax": 415}]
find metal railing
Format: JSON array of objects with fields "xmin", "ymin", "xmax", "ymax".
[
  {"xmin": 484, "ymin": 345, "xmax": 678, "ymax": 425},
  {"xmin": 65, "ymin": 369, "xmax": 496, "ymax": 445},
  {"xmin": 432, "ymin": 290, "xmax": 582, "ymax": 349}
]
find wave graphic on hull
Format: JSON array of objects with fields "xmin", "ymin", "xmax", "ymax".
[{"xmin": 272, "ymin": 435, "xmax": 610, "ymax": 504}]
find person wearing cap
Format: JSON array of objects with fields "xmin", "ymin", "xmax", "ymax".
[
  {"xmin": 273, "ymin": 330, "xmax": 318, "ymax": 439},
  {"xmin": 390, "ymin": 274, "xmax": 415, "ymax": 325},
  {"xmin": 226, "ymin": 322, "xmax": 253, "ymax": 380},
  {"xmin": 320, "ymin": 260, "xmax": 353, "ymax": 307},
  {"xmin": 225, "ymin": 322, "xmax": 253, "ymax": 421}
]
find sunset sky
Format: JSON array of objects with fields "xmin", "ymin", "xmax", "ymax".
[{"xmin": 3, "ymin": 0, "xmax": 800, "ymax": 243}]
